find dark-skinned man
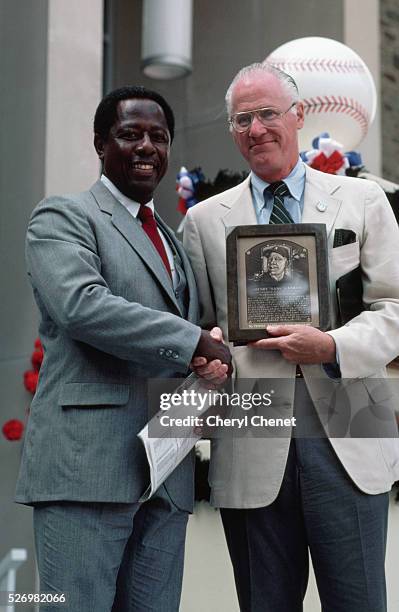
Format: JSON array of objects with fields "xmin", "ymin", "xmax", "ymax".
[{"xmin": 16, "ymin": 86, "xmax": 231, "ymax": 612}]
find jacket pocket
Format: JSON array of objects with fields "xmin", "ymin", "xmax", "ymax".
[{"xmin": 59, "ymin": 382, "xmax": 130, "ymax": 406}]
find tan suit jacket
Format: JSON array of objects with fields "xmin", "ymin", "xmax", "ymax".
[{"xmin": 184, "ymin": 165, "xmax": 399, "ymax": 508}]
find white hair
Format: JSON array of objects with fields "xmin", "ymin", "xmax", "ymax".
[{"xmin": 225, "ymin": 62, "xmax": 300, "ymax": 118}]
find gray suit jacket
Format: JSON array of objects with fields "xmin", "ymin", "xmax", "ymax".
[
  {"xmin": 184, "ymin": 166, "xmax": 399, "ymax": 508},
  {"xmin": 16, "ymin": 180, "xmax": 201, "ymax": 511}
]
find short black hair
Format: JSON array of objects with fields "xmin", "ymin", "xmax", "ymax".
[{"xmin": 94, "ymin": 86, "xmax": 175, "ymax": 142}]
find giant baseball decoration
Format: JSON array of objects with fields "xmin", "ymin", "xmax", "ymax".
[{"xmin": 266, "ymin": 37, "xmax": 377, "ymax": 151}]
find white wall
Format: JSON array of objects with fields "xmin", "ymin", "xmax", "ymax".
[{"xmin": 45, "ymin": 0, "xmax": 103, "ymax": 196}]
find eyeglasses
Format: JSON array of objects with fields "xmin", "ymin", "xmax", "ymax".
[{"xmin": 229, "ymin": 102, "xmax": 297, "ymax": 133}]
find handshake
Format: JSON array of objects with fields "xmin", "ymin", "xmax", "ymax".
[{"xmin": 191, "ymin": 327, "xmax": 232, "ymax": 384}]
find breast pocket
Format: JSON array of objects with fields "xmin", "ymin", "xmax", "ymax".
[{"xmin": 330, "ymin": 241, "xmax": 360, "ymax": 278}]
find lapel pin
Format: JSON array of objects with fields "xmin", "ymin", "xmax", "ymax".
[{"xmin": 316, "ymin": 201, "xmax": 327, "ymax": 212}]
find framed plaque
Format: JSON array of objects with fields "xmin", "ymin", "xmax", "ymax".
[{"xmin": 226, "ymin": 224, "xmax": 330, "ymax": 343}]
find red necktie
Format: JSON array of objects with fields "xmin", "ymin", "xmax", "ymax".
[{"xmin": 137, "ymin": 205, "xmax": 172, "ymax": 278}]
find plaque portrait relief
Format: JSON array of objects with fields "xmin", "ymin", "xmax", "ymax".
[
  {"xmin": 245, "ymin": 239, "xmax": 311, "ymax": 327},
  {"xmin": 226, "ymin": 225, "xmax": 330, "ymax": 343}
]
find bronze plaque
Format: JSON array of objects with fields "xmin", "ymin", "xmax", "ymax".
[{"xmin": 226, "ymin": 224, "xmax": 330, "ymax": 343}]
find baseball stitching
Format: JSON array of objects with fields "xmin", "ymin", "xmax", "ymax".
[
  {"xmin": 302, "ymin": 96, "xmax": 369, "ymax": 137},
  {"xmin": 270, "ymin": 58, "xmax": 366, "ymax": 74}
]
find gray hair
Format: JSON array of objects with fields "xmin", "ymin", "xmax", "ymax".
[{"xmin": 225, "ymin": 62, "xmax": 299, "ymax": 118}]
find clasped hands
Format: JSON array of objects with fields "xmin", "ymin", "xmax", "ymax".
[
  {"xmin": 191, "ymin": 328, "xmax": 232, "ymax": 385},
  {"xmin": 191, "ymin": 324, "xmax": 337, "ymax": 384}
]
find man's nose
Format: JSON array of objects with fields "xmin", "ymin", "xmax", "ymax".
[
  {"xmin": 248, "ymin": 115, "xmax": 267, "ymax": 137},
  {"xmin": 137, "ymin": 132, "xmax": 155, "ymax": 153}
]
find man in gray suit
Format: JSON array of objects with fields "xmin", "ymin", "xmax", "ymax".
[
  {"xmin": 16, "ymin": 86, "xmax": 231, "ymax": 611},
  {"xmin": 185, "ymin": 64, "xmax": 399, "ymax": 611}
]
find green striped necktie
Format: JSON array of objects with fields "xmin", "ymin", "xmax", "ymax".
[{"xmin": 266, "ymin": 181, "xmax": 294, "ymax": 224}]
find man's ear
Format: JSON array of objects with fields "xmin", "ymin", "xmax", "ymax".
[
  {"xmin": 296, "ymin": 101, "xmax": 305, "ymax": 130},
  {"xmin": 94, "ymin": 133, "xmax": 105, "ymax": 160}
]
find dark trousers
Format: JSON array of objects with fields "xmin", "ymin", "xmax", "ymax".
[
  {"xmin": 221, "ymin": 435, "xmax": 389, "ymax": 612},
  {"xmin": 33, "ymin": 485, "xmax": 188, "ymax": 612}
]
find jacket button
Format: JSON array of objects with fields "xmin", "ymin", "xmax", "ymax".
[
  {"xmin": 165, "ymin": 349, "xmax": 172, "ymax": 357},
  {"xmin": 159, "ymin": 348, "xmax": 165, "ymax": 356},
  {"xmin": 172, "ymin": 352, "xmax": 179, "ymax": 359}
]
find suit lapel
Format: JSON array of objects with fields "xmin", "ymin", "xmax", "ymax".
[
  {"xmin": 90, "ymin": 180, "xmax": 180, "ymax": 311},
  {"xmin": 302, "ymin": 166, "xmax": 343, "ymax": 238},
  {"xmin": 221, "ymin": 176, "xmax": 257, "ymax": 229}
]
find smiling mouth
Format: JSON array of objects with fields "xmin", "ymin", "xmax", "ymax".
[{"xmin": 132, "ymin": 162, "xmax": 156, "ymax": 173}]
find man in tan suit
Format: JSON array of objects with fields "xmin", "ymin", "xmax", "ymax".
[{"xmin": 184, "ymin": 63, "xmax": 399, "ymax": 612}]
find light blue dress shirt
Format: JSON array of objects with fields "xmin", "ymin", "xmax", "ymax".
[{"xmin": 251, "ymin": 157, "xmax": 306, "ymax": 224}]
